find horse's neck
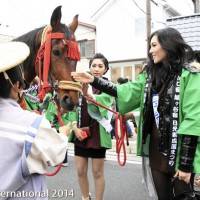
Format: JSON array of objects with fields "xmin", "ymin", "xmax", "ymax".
[{"xmin": 15, "ymin": 28, "xmax": 43, "ymax": 84}]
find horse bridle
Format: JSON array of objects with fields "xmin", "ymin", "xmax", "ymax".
[
  {"xmin": 32, "ymin": 25, "xmax": 82, "ymax": 176},
  {"xmin": 35, "ymin": 25, "xmax": 82, "ymax": 101}
]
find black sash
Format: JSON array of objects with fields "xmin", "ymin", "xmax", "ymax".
[
  {"xmin": 144, "ymin": 75, "xmax": 180, "ymax": 172},
  {"xmin": 168, "ymin": 75, "xmax": 180, "ymax": 172}
]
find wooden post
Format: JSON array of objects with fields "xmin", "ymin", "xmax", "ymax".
[
  {"xmin": 192, "ymin": 0, "xmax": 200, "ymax": 13},
  {"xmin": 146, "ymin": 0, "xmax": 151, "ymax": 55}
]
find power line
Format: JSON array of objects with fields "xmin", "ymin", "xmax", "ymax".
[
  {"xmin": 91, "ymin": 0, "xmax": 112, "ymax": 18},
  {"xmin": 131, "ymin": 0, "xmax": 166, "ymax": 25},
  {"xmin": 131, "ymin": 0, "xmax": 146, "ymax": 14},
  {"xmin": 131, "ymin": 0, "xmax": 161, "ymax": 15},
  {"xmin": 151, "ymin": 0, "xmax": 165, "ymax": 7},
  {"xmin": 151, "ymin": 0, "xmax": 158, "ymax": 6}
]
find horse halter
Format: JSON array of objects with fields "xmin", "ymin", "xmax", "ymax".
[
  {"xmin": 35, "ymin": 25, "xmax": 81, "ymax": 101},
  {"xmin": 58, "ymin": 81, "xmax": 82, "ymax": 93}
]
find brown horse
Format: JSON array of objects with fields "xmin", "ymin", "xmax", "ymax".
[{"xmin": 15, "ymin": 6, "xmax": 81, "ymax": 111}]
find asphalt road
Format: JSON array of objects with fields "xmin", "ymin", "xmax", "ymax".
[{"xmin": 47, "ymin": 156, "xmax": 150, "ymax": 200}]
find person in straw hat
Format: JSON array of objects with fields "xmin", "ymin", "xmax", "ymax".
[{"xmin": 0, "ymin": 41, "xmax": 69, "ymax": 199}]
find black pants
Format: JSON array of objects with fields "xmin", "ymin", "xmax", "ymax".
[{"xmin": 151, "ymin": 169, "xmax": 196, "ymax": 200}]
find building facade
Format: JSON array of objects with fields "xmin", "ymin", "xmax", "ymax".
[
  {"xmin": 88, "ymin": 0, "xmax": 183, "ymax": 82},
  {"xmin": 1, "ymin": 1, "xmax": 194, "ymax": 82},
  {"xmin": 167, "ymin": 14, "xmax": 200, "ymax": 62}
]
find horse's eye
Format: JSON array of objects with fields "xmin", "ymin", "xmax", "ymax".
[{"xmin": 52, "ymin": 49, "xmax": 61, "ymax": 56}]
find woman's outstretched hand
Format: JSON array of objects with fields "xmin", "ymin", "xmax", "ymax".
[{"xmin": 71, "ymin": 72, "xmax": 94, "ymax": 83}]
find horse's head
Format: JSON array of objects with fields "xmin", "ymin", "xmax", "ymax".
[{"xmin": 35, "ymin": 6, "xmax": 81, "ymax": 111}]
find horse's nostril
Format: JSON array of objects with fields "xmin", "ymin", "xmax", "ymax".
[
  {"xmin": 63, "ymin": 95, "xmax": 69, "ymax": 101},
  {"xmin": 60, "ymin": 95, "xmax": 74, "ymax": 111},
  {"xmin": 61, "ymin": 95, "xmax": 70, "ymax": 106}
]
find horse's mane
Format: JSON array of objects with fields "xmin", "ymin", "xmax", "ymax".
[
  {"xmin": 13, "ymin": 23, "xmax": 72, "ymax": 85},
  {"xmin": 14, "ymin": 27, "xmax": 43, "ymax": 49},
  {"xmin": 13, "ymin": 27, "xmax": 44, "ymax": 84}
]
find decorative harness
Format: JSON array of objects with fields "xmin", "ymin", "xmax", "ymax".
[
  {"xmin": 23, "ymin": 26, "xmax": 128, "ymax": 176},
  {"xmin": 35, "ymin": 25, "xmax": 81, "ymax": 101},
  {"xmin": 33, "ymin": 25, "xmax": 81, "ymax": 176}
]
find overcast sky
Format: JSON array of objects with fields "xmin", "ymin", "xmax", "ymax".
[
  {"xmin": 0, "ymin": 0, "xmax": 194, "ymax": 37},
  {"xmin": 0, "ymin": 0, "xmax": 105, "ymax": 36}
]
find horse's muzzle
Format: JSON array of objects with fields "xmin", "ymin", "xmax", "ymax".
[{"xmin": 60, "ymin": 95, "xmax": 78, "ymax": 111}]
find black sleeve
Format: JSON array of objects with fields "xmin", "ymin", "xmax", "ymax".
[
  {"xmin": 178, "ymin": 135, "xmax": 198, "ymax": 172},
  {"xmin": 91, "ymin": 76, "xmax": 117, "ymax": 97}
]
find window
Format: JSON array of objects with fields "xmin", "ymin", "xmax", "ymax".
[
  {"xmin": 124, "ymin": 66, "xmax": 132, "ymax": 80},
  {"xmin": 111, "ymin": 67, "xmax": 121, "ymax": 83},
  {"xmin": 78, "ymin": 40, "xmax": 95, "ymax": 58},
  {"xmin": 135, "ymin": 64, "xmax": 143, "ymax": 78},
  {"xmin": 79, "ymin": 40, "xmax": 86, "ymax": 57}
]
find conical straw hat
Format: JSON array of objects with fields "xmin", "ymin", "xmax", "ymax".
[{"xmin": 0, "ymin": 41, "xmax": 30, "ymax": 73}]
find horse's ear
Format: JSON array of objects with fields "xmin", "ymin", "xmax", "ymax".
[
  {"xmin": 50, "ymin": 6, "xmax": 62, "ymax": 30},
  {"xmin": 69, "ymin": 15, "xmax": 79, "ymax": 33}
]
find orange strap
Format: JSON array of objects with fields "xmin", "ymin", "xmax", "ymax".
[{"xmin": 35, "ymin": 31, "xmax": 80, "ymax": 101}]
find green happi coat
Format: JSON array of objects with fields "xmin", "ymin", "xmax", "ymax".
[
  {"xmin": 44, "ymin": 97, "xmax": 77, "ymax": 131},
  {"xmin": 87, "ymin": 93, "xmax": 114, "ymax": 149},
  {"xmin": 24, "ymin": 91, "xmax": 77, "ymax": 134},
  {"xmin": 23, "ymin": 88, "xmax": 114, "ymax": 148},
  {"xmin": 116, "ymin": 64, "xmax": 200, "ymax": 173},
  {"xmin": 38, "ymin": 94, "xmax": 78, "ymax": 140}
]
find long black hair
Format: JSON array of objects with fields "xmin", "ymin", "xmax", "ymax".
[{"xmin": 147, "ymin": 27, "xmax": 194, "ymax": 92}]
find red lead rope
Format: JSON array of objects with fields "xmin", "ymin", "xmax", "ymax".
[
  {"xmin": 45, "ymin": 94, "xmax": 129, "ymax": 177},
  {"xmin": 44, "ymin": 164, "xmax": 63, "ymax": 177},
  {"xmin": 44, "ymin": 101, "xmax": 65, "ymax": 177},
  {"xmin": 115, "ymin": 114, "xmax": 128, "ymax": 166},
  {"xmin": 84, "ymin": 96, "xmax": 129, "ymax": 166}
]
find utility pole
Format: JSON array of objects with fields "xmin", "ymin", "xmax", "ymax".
[
  {"xmin": 192, "ymin": 0, "xmax": 200, "ymax": 13},
  {"xmin": 146, "ymin": 0, "xmax": 151, "ymax": 55}
]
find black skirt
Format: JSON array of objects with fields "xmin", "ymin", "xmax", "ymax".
[{"xmin": 75, "ymin": 145, "xmax": 106, "ymax": 159}]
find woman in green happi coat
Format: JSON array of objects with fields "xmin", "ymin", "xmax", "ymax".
[{"xmin": 72, "ymin": 27, "xmax": 200, "ymax": 200}]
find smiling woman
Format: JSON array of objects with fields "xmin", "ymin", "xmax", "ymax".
[
  {"xmin": 70, "ymin": 53, "xmax": 114, "ymax": 200},
  {"xmin": 71, "ymin": 27, "xmax": 200, "ymax": 200},
  {"xmin": 149, "ymin": 35, "xmax": 167, "ymax": 64}
]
